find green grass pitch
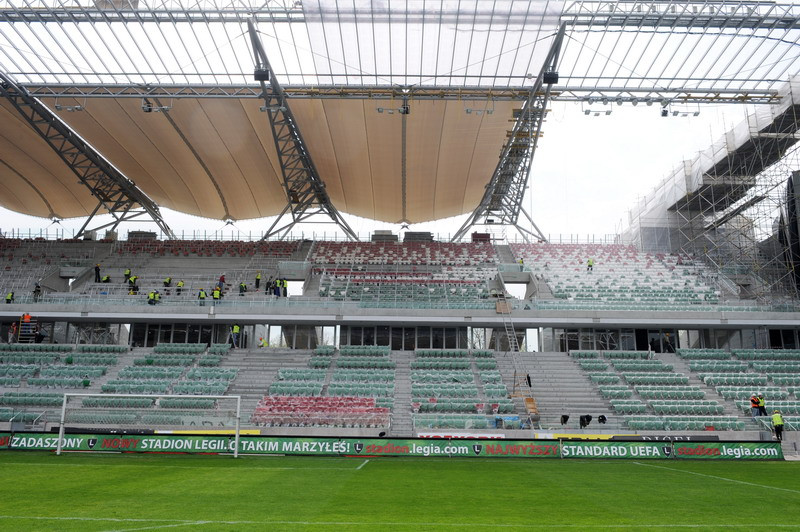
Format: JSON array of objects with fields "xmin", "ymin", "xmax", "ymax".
[{"xmin": 0, "ymin": 452, "xmax": 798, "ymax": 531}]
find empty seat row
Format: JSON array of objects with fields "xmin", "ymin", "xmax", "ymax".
[
  {"xmin": 410, "ymin": 370, "xmax": 474, "ymax": 384},
  {"xmin": 715, "ymin": 386, "xmax": 787, "ymax": 400},
  {"xmin": 676, "ymin": 348, "xmax": 731, "ymax": 360},
  {"xmin": 623, "ymin": 373, "xmax": 688, "ymax": 385},
  {"xmin": 327, "ymin": 383, "xmax": 395, "ymax": 397},
  {"xmin": 734, "ymin": 349, "xmax": 800, "ymax": 360},
  {"xmin": 412, "ymin": 383, "xmax": 479, "ymax": 398},
  {"xmin": 277, "ymin": 369, "xmax": 326, "ymax": 381},
  {"xmin": 635, "ymin": 386, "xmax": 706, "ymax": 399},
  {"xmin": 119, "ymin": 367, "xmax": 183, "ymax": 380},
  {"xmin": 172, "ymin": 382, "xmax": 229, "ymax": 395},
  {"xmin": 700, "ymin": 373, "xmax": 768, "ymax": 386},
  {"xmin": 333, "ymin": 369, "xmax": 395, "ymax": 382},
  {"xmin": 410, "ymin": 360, "xmax": 471, "ymax": 370},
  {"xmin": 82, "ymin": 397, "xmax": 155, "ymax": 408},
  {"xmin": 589, "ymin": 373, "xmax": 621, "ymax": 384},
  {"xmin": 27, "ymin": 377, "xmax": 89, "ymax": 389},
  {"xmin": 186, "ymin": 368, "xmax": 237, "ymax": 381}
]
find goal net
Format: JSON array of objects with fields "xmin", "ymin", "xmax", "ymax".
[{"xmin": 56, "ymin": 393, "xmax": 242, "ymax": 456}]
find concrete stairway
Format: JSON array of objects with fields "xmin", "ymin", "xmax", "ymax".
[
  {"xmin": 519, "ymin": 351, "xmax": 614, "ymax": 429},
  {"xmin": 494, "ymin": 244, "xmax": 517, "ymax": 264},
  {"xmin": 390, "ymin": 351, "xmax": 413, "ymax": 437}
]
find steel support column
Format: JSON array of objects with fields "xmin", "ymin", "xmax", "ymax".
[
  {"xmin": 247, "ymin": 19, "xmax": 358, "ymax": 241},
  {"xmin": 0, "ymin": 72, "xmax": 173, "ymax": 239},
  {"xmin": 452, "ymin": 23, "xmax": 566, "ymax": 243}
]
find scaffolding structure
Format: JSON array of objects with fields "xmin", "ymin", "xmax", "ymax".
[{"xmin": 624, "ymin": 78, "xmax": 800, "ymax": 302}]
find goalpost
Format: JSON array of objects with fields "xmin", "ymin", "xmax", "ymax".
[{"xmin": 56, "ymin": 393, "xmax": 242, "ymax": 457}]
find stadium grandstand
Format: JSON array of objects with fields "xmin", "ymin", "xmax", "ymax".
[{"xmin": 2, "ymin": 0, "xmax": 800, "ymax": 457}]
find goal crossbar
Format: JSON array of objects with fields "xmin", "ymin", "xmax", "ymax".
[{"xmin": 56, "ymin": 393, "xmax": 242, "ymax": 458}]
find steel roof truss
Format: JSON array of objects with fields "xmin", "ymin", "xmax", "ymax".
[
  {"xmin": 453, "ymin": 23, "xmax": 566, "ymax": 243},
  {"xmin": 0, "ymin": 71, "xmax": 174, "ymax": 238},
  {"xmin": 247, "ymin": 19, "xmax": 359, "ymax": 241}
]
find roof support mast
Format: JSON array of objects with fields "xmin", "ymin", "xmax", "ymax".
[
  {"xmin": 247, "ymin": 19, "xmax": 359, "ymax": 241},
  {"xmin": 452, "ymin": 23, "xmax": 566, "ymax": 243},
  {"xmin": 0, "ymin": 72, "xmax": 174, "ymax": 239}
]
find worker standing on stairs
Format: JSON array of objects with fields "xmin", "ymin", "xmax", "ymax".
[
  {"xmin": 5, "ymin": 291, "xmax": 14, "ymax": 304},
  {"xmin": 750, "ymin": 394, "xmax": 760, "ymax": 418},
  {"xmin": 758, "ymin": 393, "xmax": 768, "ymax": 417},
  {"xmin": 231, "ymin": 324, "xmax": 240, "ymax": 348},
  {"xmin": 773, "ymin": 410, "xmax": 784, "ymax": 441}
]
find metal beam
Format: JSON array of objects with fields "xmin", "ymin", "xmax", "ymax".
[
  {"xmin": 1, "ymin": 1, "xmax": 796, "ymax": 29},
  {"xmin": 24, "ymin": 84, "xmax": 532, "ymax": 101},
  {"xmin": 22, "ymin": 83, "xmax": 782, "ymax": 105},
  {"xmin": 452, "ymin": 23, "xmax": 567, "ymax": 243},
  {"xmin": 562, "ymin": 1, "xmax": 800, "ymax": 29},
  {"xmin": 0, "ymin": 71, "xmax": 174, "ymax": 239},
  {"xmin": 247, "ymin": 20, "xmax": 359, "ymax": 242}
]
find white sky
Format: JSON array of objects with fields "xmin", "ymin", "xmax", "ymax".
[{"xmin": 0, "ymin": 99, "xmax": 755, "ymax": 241}]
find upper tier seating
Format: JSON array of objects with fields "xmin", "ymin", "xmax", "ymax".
[
  {"xmin": 316, "ymin": 265, "xmax": 497, "ymax": 308},
  {"xmin": 115, "ymin": 239, "xmax": 301, "ymax": 258},
  {"xmin": 311, "ymin": 241, "xmax": 498, "ymax": 266},
  {"xmin": 511, "ymin": 243, "xmax": 720, "ymax": 307}
]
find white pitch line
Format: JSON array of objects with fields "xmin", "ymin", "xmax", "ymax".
[
  {"xmin": 356, "ymin": 459, "xmax": 369, "ymax": 470},
  {"xmin": 632, "ymin": 461, "xmax": 800, "ymax": 495},
  {"xmin": 103, "ymin": 521, "xmax": 209, "ymax": 532},
  {"xmin": 3, "ymin": 517, "xmax": 800, "ymax": 529},
  {"xmin": 0, "ymin": 462, "xmax": 356, "ymax": 471}
]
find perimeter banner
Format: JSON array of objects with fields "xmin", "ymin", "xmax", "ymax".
[
  {"xmin": 0, "ymin": 434, "xmax": 784, "ymax": 460},
  {"xmin": 672, "ymin": 441, "xmax": 783, "ymax": 460},
  {"xmin": 560, "ymin": 441, "xmax": 672, "ymax": 459}
]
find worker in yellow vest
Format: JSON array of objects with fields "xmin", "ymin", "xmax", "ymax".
[
  {"xmin": 176, "ymin": 280, "xmax": 184, "ymax": 295},
  {"xmin": 231, "ymin": 324, "xmax": 241, "ymax": 348},
  {"xmin": 773, "ymin": 410, "xmax": 784, "ymax": 441},
  {"xmin": 212, "ymin": 287, "xmax": 221, "ymax": 304},
  {"xmin": 123, "ymin": 268, "xmax": 131, "ymax": 283},
  {"xmin": 255, "ymin": 271, "xmax": 262, "ymax": 290},
  {"xmin": 197, "ymin": 288, "xmax": 207, "ymax": 306}
]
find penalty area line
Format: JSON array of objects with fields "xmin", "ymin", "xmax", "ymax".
[{"xmin": 632, "ymin": 461, "xmax": 800, "ymax": 495}]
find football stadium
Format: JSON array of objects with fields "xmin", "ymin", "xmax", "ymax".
[{"xmin": 1, "ymin": 0, "xmax": 800, "ymax": 529}]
